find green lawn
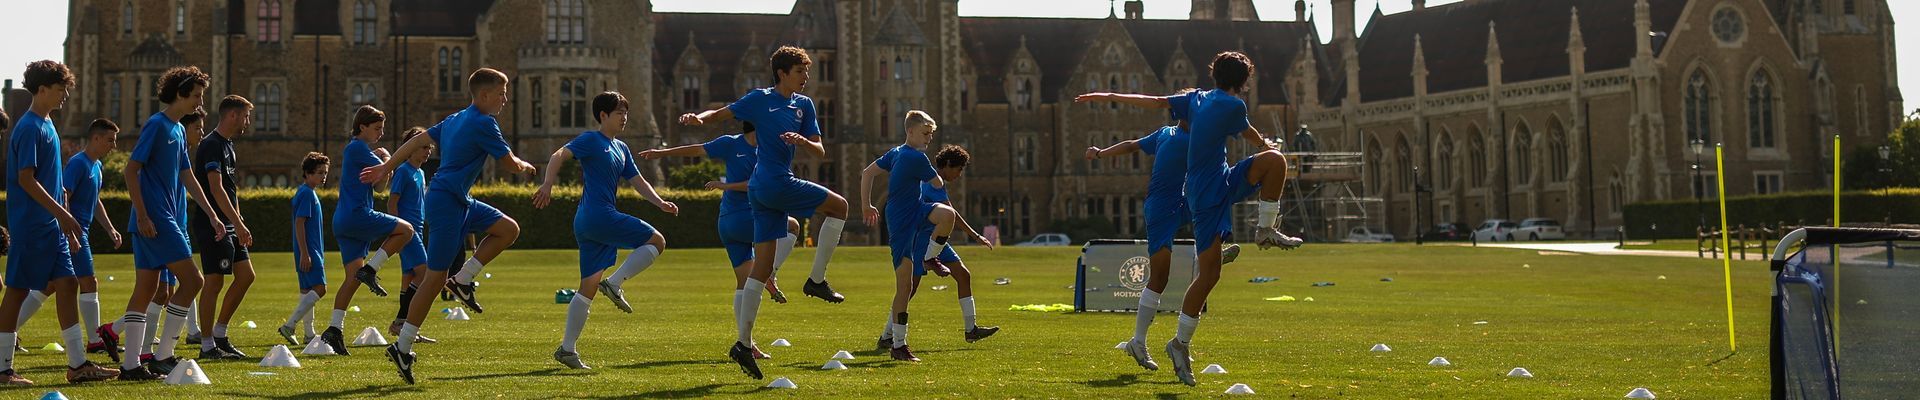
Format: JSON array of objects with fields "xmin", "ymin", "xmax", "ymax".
[{"xmin": 4, "ymin": 244, "xmax": 1773, "ymax": 398}]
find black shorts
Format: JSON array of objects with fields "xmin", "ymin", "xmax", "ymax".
[{"xmin": 193, "ymin": 223, "xmax": 250, "ymax": 275}]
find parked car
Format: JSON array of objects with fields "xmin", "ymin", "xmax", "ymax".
[
  {"xmin": 1015, "ymin": 233, "xmax": 1073, "ymax": 247},
  {"xmin": 1473, "ymin": 219, "xmax": 1520, "ymax": 242},
  {"xmin": 1514, "ymin": 218, "xmax": 1567, "ymax": 241},
  {"xmin": 1344, "ymin": 227, "xmax": 1396, "ymax": 243},
  {"xmin": 1422, "ymin": 222, "xmax": 1470, "ymax": 242}
]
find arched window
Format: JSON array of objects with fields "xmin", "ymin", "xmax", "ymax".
[
  {"xmin": 531, "ymin": 78, "xmax": 545, "ymax": 128},
  {"xmin": 451, "ymin": 48, "xmax": 465, "ymax": 92},
  {"xmin": 437, "ymin": 48, "xmax": 450, "ymax": 93},
  {"xmin": 256, "ymin": 0, "xmax": 283, "ymax": 43},
  {"xmin": 1514, "ymin": 124, "xmax": 1533, "ymax": 184},
  {"xmin": 1436, "ymin": 135, "xmax": 1454, "ymax": 191},
  {"xmin": 353, "ymin": 0, "xmax": 378, "ymax": 45},
  {"xmin": 175, "ymin": 1, "xmax": 187, "ymax": 34},
  {"xmin": 1108, "ymin": 75, "xmax": 1120, "ymax": 111},
  {"xmin": 1747, "ymin": 71, "xmax": 1776, "ymax": 148},
  {"xmin": 1396, "ymin": 138, "xmax": 1414, "ymax": 192},
  {"xmin": 546, "ymin": 0, "xmax": 587, "ymax": 45},
  {"xmin": 1549, "ymin": 122, "xmax": 1569, "ymax": 182},
  {"xmin": 1365, "ymin": 138, "xmax": 1384, "ymax": 194},
  {"xmin": 1609, "ymin": 172, "xmax": 1624, "ymax": 213},
  {"xmin": 108, "ymin": 80, "xmax": 123, "ymax": 122},
  {"xmin": 124, "ymin": 1, "xmax": 135, "ymax": 34},
  {"xmin": 253, "ymin": 82, "xmax": 284, "ymax": 132},
  {"xmin": 1685, "ymin": 71, "xmax": 1712, "ymax": 144}
]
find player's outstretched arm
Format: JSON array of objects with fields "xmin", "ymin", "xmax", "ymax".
[
  {"xmin": 677, "ymin": 107, "xmax": 733, "ymax": 127},
  {"xmin": 1074, "ymin": 92, "xmax": 1174, "ymax": 109},
  {"xmin": 704, "ymin": 180, "xmax": 749, "ymax": 192},
  {"xmin": 1087, "ymin": 140, "xmax": 1142, "ymax": 161},
  {"xmin": 637, "ymin": 144, "xmax": 705, "ymax": 160},
  {"xmin": 533, "ymin": 148, "xmax": 572, "ymax": 209},
  {"xmin": 361, "ymin": 133, "xmax": 432, "ymax": 184}
]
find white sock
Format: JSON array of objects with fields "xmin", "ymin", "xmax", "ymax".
[
  {"xmin": 202, "ymin": 332, "xmax": 216, "ymax": 348},
  {"xmin": 1175, "ymin": 313, "xmax": 1200, "ymax": 344},
  {"xmin": 187, "ymin": 303, "xmax": 201, "ymax": 336},
  {"xmin": 156, "ymin": 304, "xmax": 190, "ymax": 360},
  {"xmin": 369, "ymin": 249, "xmax": 391, "ymax": 271},
  {"xmin": 453, "ymin": 258, "xmax": 485, "ymax": 284},
  {"xmin": 1257, "ymin": 200, "xmax": 1282, "ymax": 228},
  {"xmin": 118, "ymin": 312, "xmax": 147, "ymax": 369},
  {"xmin": 330, "ymin": 309, "xmax": 347, "ymax": 329},
  {"xmin": 561, "ymin": 295, "xmax": 590, "ymax": 352},
  {"xmin": 731, "ymin": 289, "xmax": 743, "ymax": 331},
  {"xmin": 959, "ymin": 296, "xmax": 977, "ymax": 331},
  {"xmin": 79, "ymin": 292, "xmax": 101, "ymax": 343},
  {"xmin": 0, "ymin": 332, "xmax": 15, "ymax": 371},
  {"xmin": 143, "ymin": 302, "xmax": 161, "ymax": 346},
  {"xmin": 397, "ymin": 323, "xmax": 419, "ymax": 353},
  {"xmin": 302, "ymin": 309, "xmax": 316, "ymax": 338},
  {"xmin": 879, "ymin": 319, "xmax": 893, "ymax": 340},
  {"xmin": 285, "ymin": 292, "xmax": 319, "ymax": 329},
  {"xmin": 773, "ymin": 234, "xmax": 797, "ymax": 275},
  {"xmin": 890, "ymin": 313, "xmax": 909, "ymax": 348},
  {"xmin": 608, "ymin": 245, "xmax": 659, "ymax": 287},
  {"xmin": 213, "ymin": 323, "xmax": 228, "ymax": 338},
  {"xmin": 62, "ymin": 324, "xmax": 86, "ymax": 368},
  {"xmin": 15, "ymin": 290, "xmax": 48, "ymax": 330},
  {"xmin": 809, "ymin": 218, "xmax": 846, "ymax": 283},
  {"xmin": 924, "ymin": 236, "xmax": 947, "ymax": 262},
  {"xmin": 1133, "ymin": 289, "xmax": 1161, "ymax": 343},
  {"xmin": 737, "ymin": 279, "xmax": 765, "ymax": 345}
]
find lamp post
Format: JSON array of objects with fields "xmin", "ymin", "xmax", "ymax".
[
  {"xmin": 1879, "ymin": 145, "xmax": 1893, "ymax": 187},
  {"xmin": 1414, "ymin": 166, "xmax": 1423, "ymax": 245},
  {"xmin": 1691, "ymin": 139, "xmax": 1707, "ymax": 236}
]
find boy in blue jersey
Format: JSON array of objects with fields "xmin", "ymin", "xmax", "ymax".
[
  {"xmin": 1, "ymin": 60, "xmax": 123, "ymax": 385},
  {"xmin": 384, "ymin": 127, "xmax": 438, "ymax": 345},
  {"xmin": 872, "ymin": 144, "xmax": 999, "ymax": 353},
  {"xmin": 283, "ymin": 153, "xmax": 330, "ymax": 353},
  {"xmin": 192, "ymin": 95, "xmax": 257, "ymax": 359},
  {"xmin": 533, "ymin": 92, "xmax": 679, "ymax": 369},
  {"xmin": 117, "ymin": 66, "xmax": 230, "ymax": 381},
  {"xmin": 1077, "ymin": 52, "xmax": 1303, "ymax": 386},
  {"xmin": 358, "ymin": 68, "xmax": 537, "ymax": 384},
  {"xmin": 9, "ymin": 120, "xmax": 123, "ymax": 357},
  {"xmin": 1084, "ymin": 91, "xmax": 1243, "ymax": 372},
  {"xmin": 640, "ymin": 122, "xmax": 795, "ymax": 360},
  {"xmin": 680, "ymin": 46, "xmax": 853, "ymax": 379},
  {"xmin": 857, "ymin": 111, "xmax": 963, "ymax": 362},
  {"xmin": 318, "ymin": 105, "xmax": 418, "ymax": 356}
]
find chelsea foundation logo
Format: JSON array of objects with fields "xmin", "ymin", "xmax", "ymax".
[{"xmin": 1118, "ymin": 256, "xmax": 1151, "ymax": 291}]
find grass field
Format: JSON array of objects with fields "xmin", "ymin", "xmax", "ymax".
[{"xmin": 2, "ymin": 244, "xmax": 1774, "ymax": 399}]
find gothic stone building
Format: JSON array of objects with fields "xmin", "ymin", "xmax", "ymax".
[{"xmin": 57, "ymin": 0, "xmax": 1898, "ymax": 243}]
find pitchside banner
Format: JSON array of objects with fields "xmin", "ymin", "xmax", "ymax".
[{"xmin": 1075, "ymin": 239, "xmax": 1199, "ymax": 312}]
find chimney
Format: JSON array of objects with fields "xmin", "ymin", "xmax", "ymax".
[
  {"xmin": 1332, "ymin": 0, "xmax": 1355, "ymax": 42},
  {"xmin": 1296, "ymin": 0, "xmax": 1308, "ymax": 21},
  {"xmin": 1413, "ymin": 0, "xmax": 1425, "ymax": 11},
  {"xmin": 1125, "ymin": 0, "xmax": 1144, "ymax": 20}
]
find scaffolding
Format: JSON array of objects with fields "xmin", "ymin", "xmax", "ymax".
[{"xmin": 1236, "ymin": 151, "xmax": 1382, "ymax": 242}]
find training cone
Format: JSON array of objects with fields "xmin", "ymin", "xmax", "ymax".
[
  {"xmin": 163, "ymin": 359, "xmax": 212, "ymax": 385},
  {"xmin": 1224, "ymin": 383, "xmax": 1256, "ymax": 395},
  {"xmin": 831, "ymin": 350, "xmax": 855, "ymax": 360},
  {"xmin": 770, "ymin": 339, "xmax": 791, "ymax": 347},
  {"xmin": 446, "ymin": 308, "xmax": 471, "ymax": 321},
  {"xmin": 821, "ymin": 360, "xmax": 847, "ymax": 370},
  {"xmin": 243, "ymin": 320, "xmax": 258, "ymax": 329},
  {"xmin": 766, "ymin": 377, "xmax": 798, "ymax": 389},
  {"xmin": 1428, "ymin": 357, "xmax": 1451, "ymax": 366},
  {"xmin": 1625, "ymin": 388, "xmax": 1656, "ymax": 399},
  {"xmin": 259, "ymin": 345, "xmax": 301, "ymax": 368},
  {"xmin": 302, "ymin": 336, "xmax": 335, "ymax": 355},
  {"xmin": 1508, "ymin": 367, "xmax": 1534, "ymax": 378},
  {"xmin": 353, "ymin": 327, "xmax": 388, "ymax": 346},
  {"xmin": 1201, "ymin": 364, "xmax": 1227, "ymax": 374},
  {"xmin": 1370, "ymin": 344, "xmax": 1392, "ymax": 352},
  {"xmin": 38, "ymin": 391, "xmax": 68, "ymax": 400},
  {"xmin": 41, "ymin": 343, "xmax": 63, "ymax": 351}
]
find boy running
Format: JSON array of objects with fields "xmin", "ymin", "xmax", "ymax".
[
  {"xmin": 857, "ymin": 110, "xmax": 963, "ymax": 362},
  {"xmin": 118, "ymin": 66, "xmax": 230, "ymax": 381},
  {"xmin": 533, "ymin": 91, "xmax": 677, "ymax": 369},
  {"xmin": 323, "ymin": 105, "xmax": 417, "ymax": 355},
  {"xmin": 1076, "ymin": 52, "xmax": 1303, "ymax": 386},
  {"xmin": 358, "ymin": 68, "xmax": 537, "ymax": 384},
  {"xmin": 679, "ymin": 46, "xmax": 852, "ymax": 379},
  {"xmin": 2, "ymin": 60, "xmax": 122, "ymax": 385}
]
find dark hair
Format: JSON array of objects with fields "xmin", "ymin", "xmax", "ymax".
[
  {"xmin": 88, "ymin": 118, "xmax": 120, "ymax": 136},
  {"xmin": 935, "ymin": 145, "xmax": 971, "ymax": 169},
  {"xmin": 770, "ymin": 46, "xmax": 812, "ymax": 84},
  {"xmin": 301, "ymin": 152, "xmax": 331, "ymax": 174},
  {"xmin": 350, "ymin": 105, "xmax": 386, "ymax": 137},
  {"xmin": 180, "ymin": 110, "xmax": 207, "ymax": 127},
  {"xmin": 741, "ymin": 121, "xmax": 755, "ymax": 134},
  {"xmin": 158, "ymin": 66, "xmax": 210, "ymax": 104},
  {"xmin": 217, "ymin": 95, "xmax": 253, "ymax": 119},
  {"xmin": 1209, "ymin": 52, "xmax": 1253, "ymax": 93},
  {"xmin": 402, "ymin": 126, "xmax": 427, "ymax": 143},
  {"xmin": 468, "ymin": 68, "xmax": 509, "ymax": 94},
  {"xmin": 22, "ymin": 60, "xmax": 74, "ymax": 95},
  {"xmin": 591, "ymin": 91, "xmax": 628, "ymax": 123}
]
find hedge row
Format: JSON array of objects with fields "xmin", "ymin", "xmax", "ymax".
[
  {"xmin": 2, "ymin": 184, "xmax": 723, "ymax": 253},
  {"xmin": 1623, "ymin": 188, "xmax": 1920, "ymax": 239}
]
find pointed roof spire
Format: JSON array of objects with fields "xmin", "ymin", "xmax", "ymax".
[
  {"xmin": 1568, "ymin": 6, "xmax": 1585, "ymax": 48},
  {"xmin": 1109, "ymin": 0, "xmax": 1117, "ymax": 19}
]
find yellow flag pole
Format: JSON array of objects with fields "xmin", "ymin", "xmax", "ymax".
[
  {"xmin": 1715, "ymin": 143, "xmax": 1736, "ymax": 352},
  {"xmin": 1832, "ymin": 135, "xmax": 1842, "ymax": 350}
]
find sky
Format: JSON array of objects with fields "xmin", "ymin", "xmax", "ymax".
[{"xmin": 1, "ymin": 0, "xmax": 1915, "ymax": 119}]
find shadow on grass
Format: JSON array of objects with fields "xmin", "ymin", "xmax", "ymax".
[
  {"xmin": 438, "ymin": 367, "xmax": 580, "ymax": 382},
  {"xmin": 1080, "ymin": 373, "xmax": 1147, "ymax": 388},
  {"xmin": 216, "ymin": 384, "xmax": 426, "ymax": 399},
  {"xmin": 609, "ymin": 359, "xmax": 726, "ymax": 370},
  {"xmin": 580, "ymin": 383, "xmax": 729, "ymax": 399}
]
